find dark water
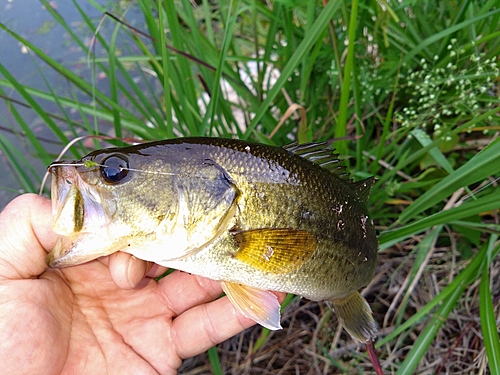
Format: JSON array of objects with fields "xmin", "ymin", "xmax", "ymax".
[{"xmin": 0, "ymin": 0, "xmax": 140, "ymax": 210}]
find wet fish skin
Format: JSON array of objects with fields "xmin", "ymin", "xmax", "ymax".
[{"xmin": 47, "ymin": 137, "xmax": 378, "ymax": 341}]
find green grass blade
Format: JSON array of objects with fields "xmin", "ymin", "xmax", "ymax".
[
  {"xmin": 397, "ymin": 137, "xmax": 500, "ymax": 224},
  {"xmin": 207, "ymin": 346, "xmax": 223, "ymax": 375},
  {"xmin": 378, "ymin": 241, "xmax": 499, "ymax": 348},
  {"xmin": 411, "ymin": 128, "xmax": 454, "ymax": 174},
  {"xmin": 395, "ymin": 225, "xmax": 442, "ymax": 327},
  {"xmin": 108, "ymin": 20, "xmax": 123, "ymax": 141},
  {"xmin": 244, "ymin": 0, "xmax": 342, "ymax": 138},
  {"xmin": 375, "ymin": 106, "xmax": 500, "ymax": 187},
  {"xmin": 0, "ymin": 23, "xmax": 152, "ymax": 134},
  {"xmin": 0, "ymin": 63, "xmax": 54, "ymax": 165},
  {"xmin": 201, "ymin": 0, "xmax": 215, "ymax": 44},
  {"xmin": 334, "ymin": 0, "xmax": 358, "ymax": 155},
  {"xmin": 0, "ymin": 77, "xmax": 163, "ymax": 140},
  {"xmin": 480, "ymin": 236, "xmax": 500, "ymax": 375},
  {"xmin": 201, "ymin": 0, "xmax": 239, "ymax": 136},
  {"xmin": 395, "ymin": 277, "xmax": 465, "ymax": 375},
  {"xmin": 157, "ymin": 0, "xmax": 173, "ymax": 137},
  {"xmin": 379, "ymin": 189, "xmax": 500, "ymax": 249},
  {"xmin": 395, "ymin": 237, "xmax": 500, "ymax": 375},
  {"xmin": 0, "ymin": 134, "xmax": 39, "ymax": 192}
]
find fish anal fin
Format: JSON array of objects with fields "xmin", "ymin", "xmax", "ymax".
[
  {"xmin": 331, "ymin": 291, "xmax": 376, "ymax": 342},
  {"xmin": 232, "ymin": 228, "xmax": 317, "ymax": 274},
  {"xmin": 221, "ymin": 281, "xmax": 282, "ymax": 330}
]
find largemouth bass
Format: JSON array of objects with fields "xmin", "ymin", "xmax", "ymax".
[{"xmin": 47, "ymin": 137, "xmax": 378, "ymax": 341}]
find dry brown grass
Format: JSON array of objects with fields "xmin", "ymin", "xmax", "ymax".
[{"xmin": 179, "ymin": 235, "xmax": 496, "ymax": 374}]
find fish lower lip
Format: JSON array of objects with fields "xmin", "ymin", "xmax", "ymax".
[
  {"xmin": 45, "ymin": 253, "xmax": 60, "ymax": 268},
  {"xmin": 46, "ymin": 236, "xmax": 71, "ymax": 268},
  {"xmin": 47, "ymin": 232, "xmax": 125, "ymax": 268}
]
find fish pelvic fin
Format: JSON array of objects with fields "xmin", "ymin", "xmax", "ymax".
[
  {"xmin": 221, "ymin": 281, "xmax": 282, "ymax": 330},
  {"xmin": 330, "ymin": 291, "xmax": 376, "ymax": 342}
]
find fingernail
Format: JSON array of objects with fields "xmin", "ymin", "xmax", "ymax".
[
  {"xmin": 127, "ymin": 255, "xmax": 146, "ymax": 288},
  {"xmin": 144, "ymin": 261, "xmax": 154, "ymax": 277}
]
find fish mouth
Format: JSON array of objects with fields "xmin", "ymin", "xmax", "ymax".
[
  {"xmin": 45, "ymin": 235, "xmax": 82, "ymax": 268},
  {"xmin": 47, "ymin": 162, "xmax": 118, "ymax": 267}
]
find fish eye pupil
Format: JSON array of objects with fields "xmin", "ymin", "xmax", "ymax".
[{"xmin": 100, "ymin": 155, "xmax": 129, "ymax": 184}]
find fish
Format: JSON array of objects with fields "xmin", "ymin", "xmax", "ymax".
[{"xmin": 46, "ymin": 137, "xmax": 378, "ymax": 341}]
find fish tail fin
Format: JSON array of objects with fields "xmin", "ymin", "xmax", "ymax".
[{"xmin": 330, "ymin": 291, "xmax": 376, "ymax": 342}]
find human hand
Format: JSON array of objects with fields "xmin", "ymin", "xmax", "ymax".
[{"xmin": 0, "ymin": 194, "xmax": 283, "ymax": 374}]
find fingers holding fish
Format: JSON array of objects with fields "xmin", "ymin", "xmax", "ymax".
[
  {"xmin": 156, "ymin": 269, "xmax": 287, "ymax": 359},
  {"xmin": 106, "ymin": 252, "xmax": 151, "ymax": 289},
  {"xmin": 171, "ymin": 288, "xmax": 286, "ymax": 360},
  {"xmin": 156, "ymin": 270, "xmax": 225, "ymax": 316},
  {"xmin": 102, "ymin": 252, "xmax": 167, "ymax": 289},
  {"xmin": 155, "ymin": 270, "xmax": 283, "ymax": 326},
  {"xmin": 171, "ymin": 295, "xmax": 255, "ymax": 360}
]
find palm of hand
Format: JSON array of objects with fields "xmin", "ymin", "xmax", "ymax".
[
  {"xmin": 4, "ymin": 261, "xmax": 244, "ymax": 375},
  {"xmin": 0, "ymin": 195, "xmax": 257, "ymax": 375}
]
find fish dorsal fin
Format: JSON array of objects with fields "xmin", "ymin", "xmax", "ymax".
[
  {"xmin": 232, "ymin": 228, "xmax": 317, "ymax": 274},
  {"xmin": 352, "ymin": 176, "xmax": 375, "ymax": 203},
  {"xmin": 283, "ymin": 142, "xmax": 348, "ymax": 179},
  {"xmin": 284, "ymin": 142, "xmax": 375, "ymax": 198}
]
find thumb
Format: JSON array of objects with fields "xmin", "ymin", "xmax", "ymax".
[{"xmin": 0, "ymin": 194, "xmax": 57, "ymax": 279}]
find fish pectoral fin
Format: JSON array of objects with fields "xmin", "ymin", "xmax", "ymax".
[
  {"xmin": 330, "ymin": 291, "xmax": 376, "ymax": 342},
  {"xmin": 221, "ymin": 281, "xmax": 282, "ymax": 330},
  {"xmin": 232, "ymin": 228, "xmax": 317, "ymax": 274}
]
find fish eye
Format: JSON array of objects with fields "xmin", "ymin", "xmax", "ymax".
[{"xmin": 100, "ymin": 154, "xmax": 129, "ymax": 184}]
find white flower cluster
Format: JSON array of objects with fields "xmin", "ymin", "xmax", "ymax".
[{"xmin": 396, "ymin": 39, "xmax": 499, "ymax": 141}]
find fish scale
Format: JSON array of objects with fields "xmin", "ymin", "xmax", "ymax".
[{"xmin": 47, "ymin": 137, "xmax": 378, "ymax": 341}]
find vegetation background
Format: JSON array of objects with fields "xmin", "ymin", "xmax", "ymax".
[{"xmin": 1, "ymin": 0, "xmax": 499, "ymax": 373}]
